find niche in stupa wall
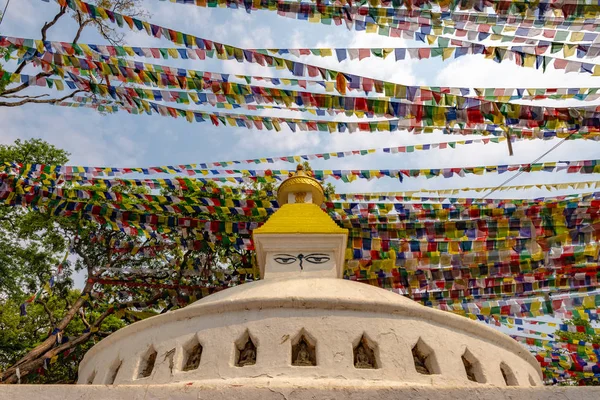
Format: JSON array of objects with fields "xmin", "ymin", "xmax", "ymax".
[
  {"xmin": 181, "ymin": 336, "xmax": 203, "ymax": 372},
  {"xmin": 234, "ymin": 330, "xmax": 258, "ymax": 367},
  {"xmin": 137, "ymin": 346, "xmax": 158, "ymax": 379},
  {"xmin": 105, "ymin": 358, "xmax": 122, "ymax": 384},
  {"xmin": 411, "ymin": 338, "xmax": 439, "ymax": 375},
  {"xmin": 291, "ymin": 329, "xmax": 317, "ymax": 367},
  {"xmin": 352, "ymin": 333, "xmax": 379, "ymax": 369},
  {"xmin": 461, "ymin": 348, "xmax": 486, "ymax": 384},
  {"xmin": 86, "ymin": 370, "xmax": 96, "ymax": 385},
  {"xmin": 500, "ymin": 362, "xmax": 519, "ymax": 386},
  {"xmin": 528, "ymin": 374, "xmax": 537, "ymax": 386}
]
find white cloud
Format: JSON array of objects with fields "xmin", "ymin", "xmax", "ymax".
[
  {"xmin": 0, "ymin": 106, "xmax": 144, "ymax": 166},
  {"xmin": 231, "ymin": 129, "xmax": 322, "ymax": 155},
  {"xmin": 436, "ymin": 53, "xmax": 600, "ymax": 89},
  {"xmin": 3, "ymin": 0, "xmax": 600, "ymax": 199}
]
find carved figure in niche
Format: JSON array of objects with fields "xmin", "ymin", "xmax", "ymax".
[
  {"xmin": 292, "ymin": 336, "xmax": 316, "ymax": 366},
  {"xmin": 353, "ymin": 337, "xmax": 376, "ymax": 369},
  {"xmin": 237, "ymin": 339, "xmax": 256, "ymax": 367},
  {"xmin": 294, "ymin": 341, "xmax": 313, "ymax": 366},
  {"xmin": 355, "ymin": 344, "xmax": 374, "ymax": 369}
]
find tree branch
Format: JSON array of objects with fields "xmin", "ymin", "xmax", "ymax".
[
  {"xmin": 0, "ymin": 72, "xmax": 53, "ymax": 96},
  {"xmin": 0, "ymin": 291, "xmax": 164, "ymax": 384},
  {"xmin": 41, "ymin": 6, "xmax": 67, "ymax": 42},
  {"xmin": 35, "ymin": 299, "xmax": 56, "ymax": 328},
  {"xmin": 9, "ymin": 6, "xmax": 68, "ymax": 77},
  {"xmin": 72, "ymin": 12, "xmax": 92, "ymax": 45},
  {"xmin": 1, "ymin": 276, "xmax": 95, "ymax": 377},
  {"xmin": 78, "ymin": 308, "xmax": 90, "ymax": 330},
  {"xmin": 1, "ymin": 94, "xmax": 49, "ymax": 99},
  {"xmin": 0, "ymin": 90, "xmax": 83, "ymax": 107}
]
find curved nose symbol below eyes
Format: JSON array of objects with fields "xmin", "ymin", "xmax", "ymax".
[{"xmin": 273, "ymin": 253, "xmax": 331, "ymax": 270}]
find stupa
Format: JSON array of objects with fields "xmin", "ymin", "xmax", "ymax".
[
  {"xmin": 73, "ymin": 165, "xmax": 542, "ymax": 389},
  {"xmin": 9, "ymin": 165, "xmax": 600, "ymax": 398}
]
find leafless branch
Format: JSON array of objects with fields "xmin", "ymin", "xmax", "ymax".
[
  {"xmin": 78, "ymin": 308, "xmax": 91, "ymax": 330},
  {"xmin": 35, "ymin": 299, "xmax": 55, "ymax": 328},
  {"xmin": 41, "ymin": 6, "xmax": 67, "ymax": 42},
  {"xmin": 1, "ymin": 94, "xmax": 49, "ymax": 99},
  {"xmin": 9, "ymin": 6, "xmax": 68, "ymax": 77},
  {"xmin": 0, "ymin": 72, "xmax": 53, "ymax": 96},
  {"xmin": 0, "ymin": 90, "xmax": 83, "ymax": 107},
  {"xmin": 72, "ymin": 11, "xmax": 92, "ymax": 45}
]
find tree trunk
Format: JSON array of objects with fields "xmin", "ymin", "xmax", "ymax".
[
  {"xmin": 0, "ymin": 289, "xmax": 165, "ymax": 384},
  {"xmin": 0, "ymin": 281, "xmax": 94, "ymax": 383}
]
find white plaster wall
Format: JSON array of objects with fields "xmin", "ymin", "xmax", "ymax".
[
  {"xmin": 78, "ymin": 308, "xmax": 541, "ymax": 387},
  {"xmin": 77, "ymin": 277, "xmax": 542, "ymax": 388},
  {"xmin": 4, "ymin": 383, "xmax": 600, "ymax": 400}
]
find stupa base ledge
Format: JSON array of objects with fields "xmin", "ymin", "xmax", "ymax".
[{"xmin": 2, "ymin": 382, "xmax": 599, "ymax": 400}]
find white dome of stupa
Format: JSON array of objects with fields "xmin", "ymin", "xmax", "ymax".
[{"xmin": 77, "ymin": 166, "xmax": 542, "ymax": 389}]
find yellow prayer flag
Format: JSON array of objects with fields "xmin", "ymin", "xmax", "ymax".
[
  {"xmin": 570, "ymin": 32, "xmax": 585, "ymax": 42},
  {"xmin": 442, "ymin": 47, "xmax": 454, "ymax": 60},
  {"xmin": 167, "ymin": 48, "xmax": 179, "ymax": 58},
  {"xmin": 563, "ymin": 44, "xmax": 576, "ymax": 58},
  {"xmin": 523, "ymin": 54, "xmax": 536, "ymax": 68},
  {"xmin": 583, "ymin": 296, "xmax": 596, "ymax": 309}
]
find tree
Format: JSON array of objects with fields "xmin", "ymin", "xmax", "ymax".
[
  {"xmin": 0, "ymin": 139, "xmax": 70, "ymax": 299},
  {"xmin": 0, "ymin": 290, "xmax": 124, "ymax": 384},
  {"xmin": 0, "ymin": 138, "xmax": 335, "ymax": 384},
  {"xmin": 0, "ymin": 139, "xmax": 173, "ymax": 383},
  {"xmin": 0, "ymin": 0, "xmax": 146, "ymax": 107}
]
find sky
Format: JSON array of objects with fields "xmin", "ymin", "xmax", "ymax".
[
  {"xmin": 2, "ymin": 0, "xmax": 600, "ymax": 341},
  {"xmin": 2, "ymin": 0, "xmax": 600, "ymax": 200}
]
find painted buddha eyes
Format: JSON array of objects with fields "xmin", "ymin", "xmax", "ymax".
[
  {"xmin": 273, "ymin": 253, "xmax": 331, "ymax": 270},
  {"xmin": 303, "ymin": 254, "xmax": 330, "ymax": 264},
  {"xmin": 274, "ymin": 256, "xmax": 297, "ymax": 265}
]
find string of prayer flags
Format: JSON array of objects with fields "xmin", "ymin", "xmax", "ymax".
[
  {"xmin": 9, "ymin": 35, "xmax": 600, "ymax": 104},
  {"xmin": 155, "ymin": 0, "xmax": 600, "ymax": 35},
  {"xmin": 48, "ymin": 96, "xmax": 600, "ymax": 141},
  {"xmin": 333, "ymin": 182, "xmax": 600, "ymax": 200},
  {"xmin": 13, "ymin": 158, "xmax": 600, "ymax": 182},
  {"xmin": 2, "ymin": 137, "xmax": 518, "ymax": 173},
  {"xmin": 72, "ymin": 95, "xmax": 600, "ymax": 136},
  {"xmin": 252, "ymin": 42, "xmax": 600, "ymax": 77},
  {"xmin": 52, "ymin": 0, "xmax": 600, "ymax": 106}
]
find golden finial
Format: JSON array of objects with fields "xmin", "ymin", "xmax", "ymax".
[{"xmin": 277, "ymin": 164, "xmax": 324, "ymax": 206}]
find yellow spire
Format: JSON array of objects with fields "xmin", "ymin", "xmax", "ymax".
[
  {"xmin": 276, "ymin": 164, "xmax": 325, "ymax": 206},
  {"xmin": 254, "ymin": 165, "xmax": 347, "ymax": 235}
]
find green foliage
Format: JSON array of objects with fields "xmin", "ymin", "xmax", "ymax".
[
  {"xmin": 0, "ymin": 291, "xmax": 124, "ymax": 383},
  {"xmin": 301, "ymin": 161, "xmax": 336, "ymax": 199},
  {"xmin": 556, "ymin": 317, "xmax": 600, "ymax": 345},
  {"xmin": 0, "ymin": 138, "xmax": 70, "ymax": 165},
  {"xmin": 0, "ymin": 139, "xmax": 71, "ymax": 299},
  {"xmin": 0, "ymin": 140, "xmax": 338, "ymax": 383}
]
